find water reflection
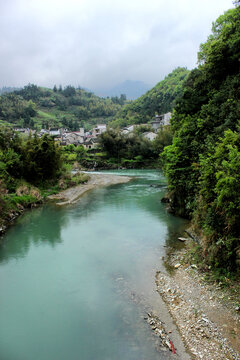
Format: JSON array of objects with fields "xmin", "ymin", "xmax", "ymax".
[
  {"xmin": 0, "ymin": 205, "xmax": 68, "ymax": 263},
  {"xmin": 0, "ymin": 170, "xmax": 188, "ymax": 360},
  {"xmin": 0, "ymin": 171, "xmax": 188, "ymax": 265}
]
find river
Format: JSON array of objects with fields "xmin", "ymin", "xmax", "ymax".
[{"xmin": 0, "ymin": 170, "xmax": 189, "ymax": 360}]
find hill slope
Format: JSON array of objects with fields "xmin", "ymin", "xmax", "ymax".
[
  {"xmin": 0, "ymin": 85, "xmax": 126, "ymax": 130},
  {"xmin": 110, "ymin": 67, "xmax": 190, "ymax": 128}
]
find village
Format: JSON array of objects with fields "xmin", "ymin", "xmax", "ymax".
[{"xmin": 14, "ymin": 112, "xmax": 171, "ymax": 150}]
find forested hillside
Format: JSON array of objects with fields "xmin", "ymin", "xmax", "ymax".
[
  {"xmin": 0, "ymin": 69, "xmax": 189, "ymax": 131},
  {"xmin": 0, "ymin": 87, "xmax": 20, "ymax": 95},
  {"xmin": 0, "ymin": 85, "xmax": 126, "ymax": 130},
  {"xmin": 162, "ymin": 4, "xmax": 240, "ymax": 273},
  {"xmin": 110, "ymin": 67, "xmax": 190, "ymax": 128}
]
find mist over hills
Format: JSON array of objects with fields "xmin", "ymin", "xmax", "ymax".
[
  {"xmin": 0, "ymin": 87, "xmax": 21, "ymax": 95},
  {"xmin": 93, "ymin": 80, "xmax": 151, "ymax": 100}
]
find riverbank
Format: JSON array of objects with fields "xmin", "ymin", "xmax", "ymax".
[
  {"xmin": 156, "ymin": 242, "xmax": 240, "ymax": 359},
  {"xmin": 47, "ymin": 172, "xmax": 132, "ymax": 205},
  {"xmin": 0, "ymin": 173, "xmax": 132, "ymax": 235}
]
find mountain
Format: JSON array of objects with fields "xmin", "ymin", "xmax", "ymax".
[
  {"xmin": 110, "ymin": 67, "xmax": 190, "ymax": 128},
  {"xmin": 0, "ymin": 84, "xmax": 127, "ymax": 130},
  {"xmin": 94, "ymin": 80, "xmax": 151, "ymax": 100},
  {"xmin": 0, "ymin": 87, "xmax": 21, "ymax": 95}
]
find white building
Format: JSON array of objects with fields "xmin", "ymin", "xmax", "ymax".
[
  {"xmin": 92, "ymin": 124, "xmax": 107, "ymax": 137},
  {"xmin": 151, "ymin": 112, "xmax": 172, "ymax": 132},
  {"xmin": 49, "ymin": 128, "xmax": 61, "ymax": 137},
  {"xmin": 143, "ymin": 132, "xmax": 157, "ymax": 141}
]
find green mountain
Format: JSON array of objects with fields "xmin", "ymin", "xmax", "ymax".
[
  {"xmin": 110, "ymin": 67, "xmax": 190, "ymax": 128},
  {"xmin": 163, "ymin": 5, "xmax": 240, "ymax": 272},
  {"xmin": 0, "ymin": 84, "xmax": 126, "ymax": 131}
]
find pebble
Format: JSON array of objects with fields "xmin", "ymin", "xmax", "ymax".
[
  {"xmin": 155, "ymin": 263, "xmax": 240, "ymax": 360},
  {"xmin": 174, "ymin": 263, "xmax": 181, "ymax": 269},
  {"xmin": 191, "ymin": 264, "xmax": 198, "ymax": 269},
  {"xmin": 146, "ymin": 313, "xmax": 177, "ymax": 354}
]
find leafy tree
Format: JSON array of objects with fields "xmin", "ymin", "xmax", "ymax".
[
  {"xmin": 21, "ymin": 134, "xmax": 63, "ymax": 183},
  {"xmin": 196, "ymin": 130, "xmax": 240, "ymax": 270},
  {"xmin": 63, "ymin": 85, "xmax": 76, "ymax": 97},
  {"xmin": 162, "ymin": 5, "xmax": 240, "ymax": 271},
  {"xmin": 0, "ymin": 128, "xmax": 63, "ymax": 186},
  {"xmin": 153, "ymin": 126, "xmax": 173, "ymax": 155},
  {"xmin": 98, "ymin": 128, "xmax": 155, "ymax": 165},
  {"xmin": 110, "ymin": 67, "xmax": 190, "ymax": 128},
  {"xmin": 15, "ymin": 84, "xmax": 41, "ymax": 100}
]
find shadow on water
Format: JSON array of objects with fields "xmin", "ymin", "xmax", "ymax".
[
  {"xmin": 0, "ymin": 169, "xmax": 191, "ymax": 360},
  {"xmin": 0, "ymin": 170, "xmax": 189, "ymax": 268},
  {"xmin": 0, "ymin": 205, "xmax": 69, "ymax": 263}
]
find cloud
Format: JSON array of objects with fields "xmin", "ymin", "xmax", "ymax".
[{"xmin": 0, "ymin": 0, "xmax": 234, "ymax": 89}]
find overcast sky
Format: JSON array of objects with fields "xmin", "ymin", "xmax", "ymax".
[{"xmin": 0, "ymin": 0, "xmax": 234, "ymax": 91}]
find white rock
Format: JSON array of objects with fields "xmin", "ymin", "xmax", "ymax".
[{"xmin": 174, "ymin": 263, "xmax": 181, "ymax": 269}]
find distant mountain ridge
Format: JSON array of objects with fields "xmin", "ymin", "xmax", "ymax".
[
  {"xmin": 110, "ymin": 67, "xmax": 190, "ymax": 128},
  {"xmin": 0, "ymin": 87, "xmax": 21, "ymax": 95},
  {"xmin": 0, "ymin": 84, "xmax": 125, "ymax": 130},
  {"xmin": 94, "ymin": 80, "xmax": 151, "ymax": 100}
]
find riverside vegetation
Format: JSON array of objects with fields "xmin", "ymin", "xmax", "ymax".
[
  {"xmin": 0, "ymin": 128, "xmax": 89, "ymax": 231},
  {"xmin": 162, "ymin": 3, "xmax": 240, "ymax": 277},
  {"xmin": 64, "ymin": 125, "xmax": 173, "ymax": 170},
  {"xmin": 0, "ymin": 2, "xmax": 240, "ymax": 281}
]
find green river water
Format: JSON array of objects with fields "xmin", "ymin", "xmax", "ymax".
[{"xmin": 0, "ymin": 170, "xmax": 188, "ymax": 360}]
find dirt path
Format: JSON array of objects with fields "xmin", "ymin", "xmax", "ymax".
[
  {"xmin": 156, "ymin": 246, "xmax": 240, "ymax": 359},
  {"xmin": 48, "ymin": 173, "xmax": 132, "ymax": 205}
]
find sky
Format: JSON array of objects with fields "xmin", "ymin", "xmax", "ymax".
[{"xmin": 0, "ymin": 0, "xmax": 234, "ymax": 91}]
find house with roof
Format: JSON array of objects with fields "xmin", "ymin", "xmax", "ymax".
[
  {"xmin": 92, "ymin": 124, "xmax": 107, "ymax": 137},
  {"xmin": 63, "ymin": 131, "xmax": 85, "ymax": 145},
  {"xmin": 83, "ymin": 137, "xmax": 98, "ymax": 150},
  {"xmin": 150, "ymin": 112, "xmax": 171, "ymax": 132},
  {"xmin": 49, "ymin": 128, "xmax": 61, "ymax": 137}
]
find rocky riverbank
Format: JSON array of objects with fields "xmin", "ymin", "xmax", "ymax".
[
  {"xmin": 156, "ymin": 243, "xmax": 240, "ymax": 359},
  {"xmin": 47, "ymin": 172, "xmax": 132, "ymax": 205}
]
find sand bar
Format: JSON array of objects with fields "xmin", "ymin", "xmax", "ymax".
[{"xmin": 48, "ymin": 173, "xmax": 132, "ymax": 205}]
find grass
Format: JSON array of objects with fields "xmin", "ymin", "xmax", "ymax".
[
  {"xmin": 37, "ymin": 110, "xmax": 58, "ymax": 120},
  {"xmin": 6, "ymin": 194, "xmax": 39, "ymax": 207}
]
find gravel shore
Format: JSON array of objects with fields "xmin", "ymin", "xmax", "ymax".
[
  {"xmin": 48, "ymin": 173, "xmax": 132, "ymax": 205},
  {"xmin": 156, "ymin": 245, "xmax": 240, "ymax": 359}
]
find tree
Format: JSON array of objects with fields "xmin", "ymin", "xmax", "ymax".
[
  {"xmin": 21, "ymin": 134, "xmax": 63, "ymax": 183},
  {"xmin": 63, "ymin": 85, "xmax": 76, "ymax": 97},
  {"xmin": 162, "ymin": 5, "xmax": 240, "ymax": 271}
]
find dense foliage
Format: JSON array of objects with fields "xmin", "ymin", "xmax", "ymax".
[
  {"xmin": 110, "ymin": 67, "xmax": 190, "ymax": 128},
  {"xmin": 0, "ymin": 128, "xmax": 91, "ymax": 227},
  {"xmin": 0, "ymin": 128, "xmax": 63, "ymax": 188},
  {"xmin": 162, "ymin": 5, "xmax": 240, "ymax": 272},
  {"xmin": 0, "ymin": 84, "xmax": 127, "ymax": 130},
  {"xmin": 99, "ymin": 129, "xmax": 155, "ymax": 164},
  {"xmin": 96, "ymin": 127, "xmax": 172, "ymax": 168}
]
